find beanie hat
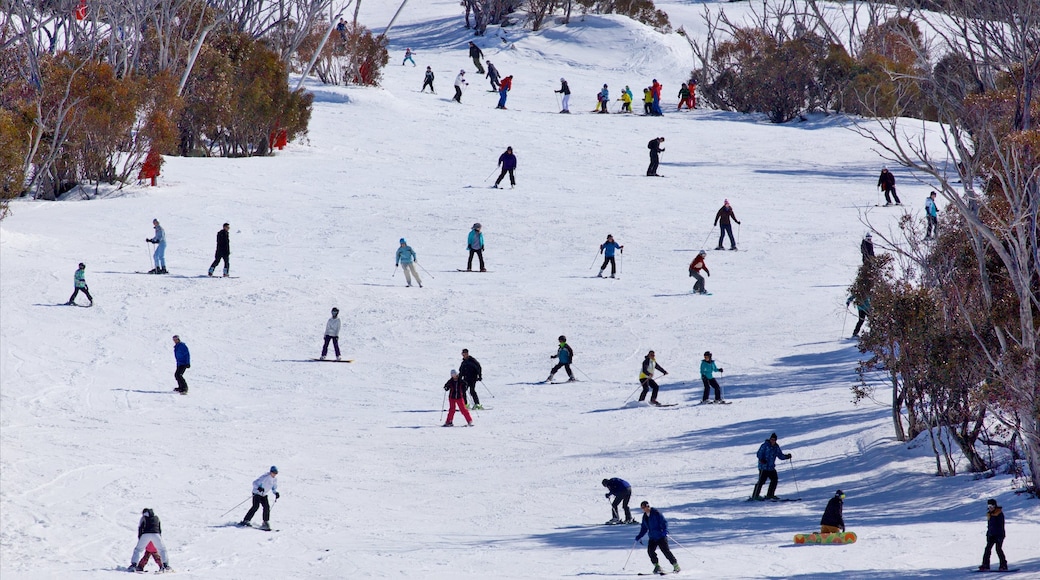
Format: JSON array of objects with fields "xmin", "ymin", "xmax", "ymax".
[
  {"xmin": 602, "ymin": 479, "xmax": 610, "ymax": 486},
  {"xmin": 987, "ymin": 499, "xmax": 997, "ymax": 506},
  {"xmin": 270, "ymin": 465, "xmax": 278, "ymax": 474},
  {"xmin": 724, "ymin": 199, "xmax": 730, "ymax": 205},
  {"xmin": 769, "ymin": 432, "xmax": 778, "ymax": 440},
  {"xmin": 400, "ymin": 238, "xmax": 407, "ymax": 244},
  {"xmin": 558, "ymin": 335, "xmax": 566, "ymax": 342},
  {"xmin": 704, "ymin": 351, "xmax": 712, "ymax": 357},
  {"xmin": 473, "ymin": 223, "xmax": 482, "ymax": 230},
  {"xmin": 79, "ymin": 262, "xmax": 85, "ymax": 269}
]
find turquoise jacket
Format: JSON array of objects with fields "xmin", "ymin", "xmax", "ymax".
[
  {"xmin": 74, "ymin": 268, "xmax": 87, "ymax": 288},
  {"xmin": 700, "ymin": 359, "xmax": 719, "ymax": 379},
  {"xmin": 467, "ymin": 230, "xmax": 484, "ymax": 250},
  {"xmin": 396, "ymin": 245, "xmax": 416, "ymax": 265}
]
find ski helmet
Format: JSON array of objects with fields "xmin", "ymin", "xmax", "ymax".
[
  {"xmin": 704, "ymin": 351, "xmax": 712, "ymax": 358},
  {"xmin": 451, "ymin": 369, "xmax": 458, "ymax": 376},
  {"xmin": 558, "ymin": 335, "xmax": 566, "ymax": 342},
  {"xmin": 78, "ymin": 262, "xmax": 85, "ymax": 269},
  {"xmin": 473, "ymin": 223, "xmax": 481, "ymax": 230},
  {"xmin": 270, "ymin": 465, "xmax": 278, "ymax": 474},
  {"xmin": 400, "ymin": 238, "xmax": 407, "ymax": 244},
  {"xmin": 698, "ymin": 250, "xmax": 706, "ymax": 256},
  {"xmin": 331, "ymin": 307, "xmax": 339, "ymax": 314}
]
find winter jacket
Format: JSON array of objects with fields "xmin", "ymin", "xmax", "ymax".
[
  {"xmin": 467, "ymin": 229, "xmax": 484, "ymax": 251},
  {"xmin": 598, "ymin": 87, "xmax": 609, "ymax": 102},
  {"xmin": 556, "ymin": 80, "xmax": 570, "ymax": 95},
  {"xmin": 486, "ymin": 63, "xmax": 500, "ymax": 81},
  {"xmin": 714, "ymin": 205, "xmax": 739, "ymax": 226},
  {"xmin": 174, "ymin": 342, "xmax": 190, "ymax": 366},
  {"xmin": 454, "ymin": 73, "xmax": 467, "ymax": 88},
  {"xmin": 877, "ymin": 170, "xmax": 896, "ymax": 190},
  {"xmin": 396, "ymin": 245, "xmax": 416, "ymax": 265},
  {"xmin": 620, "ymin": 92, "xmax": 632, "ymax": 104},
  {"xmin": 636, "ymin": 508, "xmax": 668, "ymax": 541},
  {"xmin": 986, "ymin": 506, "xmax": 1005, "ymax": 538},
  {"xmin": 689, "ymin": 255, "xmax": 709, "ymax": 275},
  {"xmin": 925, "ymin": 197, "xmax": 938, "ymax": 217},
  {"xmin": 678, "ymin": 85, "xmax": 690, "ymax": 99},
  {"xmin": 700, "ymin": 359, "xmax": 719, "ymax": 379},
  {"xmin": 600, "ymin": 241, "xmax": 622, "ymax": 258},
  {"xmin": 444, "ymin": 376, "xmax": 469, "ymax": 399},
  {"xmin": 820, "ymin": 496, "xmax": 844, "ymax": 530},
  {"xmin": 554, "ymin": 343, "xmax": 574, "ymax": 364},
  {"xmin": 325, "ymin": 316, "xmax": 341, "ymax": 337},
  {"xmin": 459, "ymin": 356, "xmax": 482, "ymax": 384},
  {"xmin": 498, "ymin": 152, "xmax": 517, "ymax": 170},
  {"xmin": 860, "ymin": 239, "xmax": 875, "ymax": 261},
  {"xmin": 149, "ymin": 225, "xmax": 166, "ymax": 245},
  {"xmin": 138, "ymin": 511, "xmax": 162, "ymax": 537},
  {"xmin": 757, "ymin": 439, "xmax": 790, "ymax": 471},
  {"xmin": 468, "ymin": 44, "xmax": 483, "ymax": 59},
  {"xmin": 252, "ymin": 473, "xmax": 278, "ymax": 497},
  {"xmin": 424, "ymin": 70, "xmax": 435, "ymax": 83},
  {"xmin": 648, "ymin": 138, "xmax": 664, "ymax": 154},
  {"xmin": 74, "ymin": 267, "xmax": 87, "ymax": 289},
  {"xmin": 846, "ymin": 295, "xmax": 870, "ymax": 314},
  {"xmin": 604, "ymin": 478, "xmax": 631, "ymax": 496},
  {"xmin": 639, "ymin": 356, "xmax": 666, "ymax": 380},
  {"xmin": 643, "ymin": 90, "xmax": 653, "ymax": 104},
  {"xmin": 499, "ymin": 76, "xmax": 512, "ymax": 92},
  {"xmin": 651, "ymin": 81, "xmax": 662, "ymax": 99},
  {"xmin": 215, "ymin": 229, "xmax": 230, "ymax": 257}
]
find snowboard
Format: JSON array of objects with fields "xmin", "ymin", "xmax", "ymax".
[
  {"xmin": 793, "ymin": 531, "xmax": 857, "ymax": 544},
  {"xmin": 690, "ymin": 291, "xmax": 713, "ymax": 296},
  {"xmin": 971, "ymin": 569, "xmax": 1020, "ymax": 574},
  {"xmin": 310, "ymin": 359, "xmax": 354, "ymax": 363}
]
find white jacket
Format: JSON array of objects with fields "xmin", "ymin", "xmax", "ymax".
[
  {"xmin": 252, "ymin": 473, "xmax": 278, "ymax": 497},
  {"xmin": 454, "ymin": 73, "xmax": 467, "ymax": 88},
  {"xmin": 325, "ymin": 317, "xmax": 341, "ymax": 337}
]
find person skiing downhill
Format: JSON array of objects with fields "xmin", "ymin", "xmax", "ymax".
[
  {"xmin": 239, "ymin": 466, "xmax": 280, "ymax": 530},
  {"xmin": 443, "ymin": 369, "xmax": 474, "ymax": 427},
  {"xmin": 647, "ymin": 137, "xmax": 665, "ymax": 176},
  {"xmin": 860, "ymin": 233, "xmax": 875, "ymax": 264},
  {"xmin": 877, "ymin": 167, "xmax": 901, "ymax": 205},
  {"xmin": 402, "ymin": 47, "xmax": 416, "ymax": 66},
  {"xmin": 751, "ymin": 432, "xmax": 792, "ymax": 500},
  {"xmin": 688, "ymin": 250, "xmax": 710, "ymax": 294},
  {"xmin": 459, "ymin": 348, "xmax": 483, "ymax": 410},
  {"xmin": 467, "ymin": 41, "xmax": 484, "ymax": 73},
  {"xmin": 635, "ymin": 501, "xmax": 680, "ymax": 575},
  {"xmin": 979, "ymin": 499, "xmax": 1009, "ymax": 571},
  {"xmin": 598, "ymin": 234, "xmax": 623, "ymax": 278},
  {"xmin": 602, "ymin": 478, "xmax": 634, "ymax": 524},
  {"xmin": 208, "ymin": 222, "xmax": 230, "ymax": 277},
  {"xmin": 421, "ymin": 66, "xmax": 435, "ymax": 93},
  {"xmin": 128, "ymin": 508, "xmax": 171, "ymax": 572},
  {"xmin": 714, "ymin": 200, "xmax": 741, "ymax": 250},
  {"xmin": 925, "ymin": 191, "xmax": 939, "ymax": 239},
  {"xmin": 496, "ymin": 75, "xmax": 513, "ymax": 109},
  {"xmin": 820, "ymin": 489, "xmax": 845, "ymax": 534},
  {"xmin": 172, "ymin": 335, "xmax": 190, "ymax": 394},
  {"xmin": 146, "ymin": 218, "xmax": 167, "ymax": 274},
  {"xmin": 453, "ymin": 70, "xmax": 468, "ymax": 103},
  {"xmin": 396, "ymin": 238, "xmax": 422, "ymax": 288},
  {"xmin": 638, "ymin": 351, "xmax": 668, "ymax": 405},
  {"xmin": 466, "ymin": 223, "xmax": 485, "ymax": 272},
  {"xmin": 493, "ymin": 147, "xmax": 516, "ymax": 188},
  {"xmin": 65, "ymin": 262, "xmax": 93, "ymax": 306},
  {"xmin": 555, "ymin": 78, "xmax": 571, "ymax": 113},
  {"xmin": 700, "ymin": 351, "xmax": 724, "ymax": 402},
  {"xmin": 321, "ymin": 307, "xmax": 342, "ymax": 360},
  {"xmin": 486, "ymin": 61, "xmax": 500, "ymax": 90},
  {"xmin": 546, "ymin": 335, "xmax": 575, "ymax": 383}
]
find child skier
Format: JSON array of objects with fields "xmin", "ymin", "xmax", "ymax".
[
  {"xmin": 65, "ymin": 262, "xmax": 93, "ymax": 306},
  {"xmin": 598, "ymin": 234, "xmax": 623, "ymax": 278},
  {"xmin": 546, "ymin": 335, "xmax": 575, "ymax": 382},
  {"xmin": 688, "ymin": 250, "xmax": 710, "ymax": 294},
  {"xmin": 700, "ymin": 351, "xmax": 724, "ymax": 402},
  {"xmin": 128, "ymin": 508, "xmax": 171, "ymax": 572},
  {"xmin": 642, "ymin": 88, "xmax": 653, "ymax": 115},
  {"xmin": 421, "ymin": 66, "xmax": 435, "ymax": 93},
  {"xmin": 402, "ymin": 47, "xmax": 416, "ymax": 66},
  {"xmin": 677, "ymin": 83, "xmax": 691, "ymax": 110},
  {"xmin": 596, "ymin": 84, "xmax": 610, "ymax": 113},
  {"xmin": 443, "ymin": 369, "xmax": 474, "ymax": 427}
]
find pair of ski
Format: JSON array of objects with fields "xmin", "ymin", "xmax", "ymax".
[
  {"xmin": 541, "ymin": 378, "xmax": 578, "ymax": 385},
  {"xmin": 310, "ymin": 359, "xmax": 353, "ymax": 363},
  {"xmin": 698, "ymin": 400, "xmax": 732, "ymax": 405},
  {"xmin": 235, "ymin": 521, "xmax": 278, "ymax": 532},
  {"xmin": 746, "ymin": 496, "xmax": 801, "ymax": 502}
]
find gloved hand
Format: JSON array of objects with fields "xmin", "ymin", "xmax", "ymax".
[
  {"xmin": 636, "ymin": 538, "xmax": 644, "ymax": 545},
  {"xmin": 737, "ymin": 221, "xmax": 742, "ymax": 225},
  {"xmin": 718, "ymin": 368, "xmax": 724, "ymax": 373},
  {"xmin": 550, "ymin": 355, "xmax": 557, "ymax": 359},
  {"xmin": 274, "ymin": 492, "xmax": 280, "ymax": 499},
  {"xmin": 477, "ymin": 377, "xmax": 483, "ymax": 382},
  {"xmin": 688, "ymin": 270, "xmax": 694, "ymax": 277},
  {"xmin": 707, "ymin": 272, "xmax": 711, "ymax": 277},
  {"xmin": 785, "ymin": 453, "xmax": 793, "ymax": 460},
  {"xmin": 605, "ymin": 493, "xmax": 611, "ymax": 499},
  {"xmin": 257, "ymin": 486, "xmax": 264, "ymax": 493}
]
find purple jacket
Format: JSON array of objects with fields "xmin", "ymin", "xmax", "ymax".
[{"xmin": 498, "ymin": 152, "xmax": 517, "ymax": 170}]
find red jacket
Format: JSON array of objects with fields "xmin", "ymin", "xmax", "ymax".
[
  {"xmin": 652, "ymin": 81, "xmax": 662, "ymax": 98},
  {"xmin": 500, "ymin": 76, "xmax": 512, "ymax": 91},
  {"xmin": 689, "ymin": 255, "xmax": 709, "ymax": 275}
]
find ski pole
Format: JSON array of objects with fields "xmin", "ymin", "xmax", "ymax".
[
  {"xmin": 589, "ymin": 253, "xmax": 601, "ymax": 270},
  {"xmin": 618, "ymin": 253, "xmax": 623, "ymax": 276},
  {"xmin": 483, "ymin": 167, "xmax": 498, "ymax": 182},
  {"xmin": 572, "ymin": 365, "xmax": 593, "ymax": 382},
  {"xmin": 699, "ymin": 229, "xmax": 712, "ymax": 250},
  {"xmin": 393, "ymin": 264, "xmax": 398, "ymax": 277},
  {"xmin": 440, "ymin": 390, "xmax": 447, "ymax": 424},
  {"xmin": 622, "ymin": 539, "xmax": 639, "ymax": 570},
  {"xmin": 841, "ymin": 307, "xmax": 848, "ymax": 339},
  {"xmin": 220, "ymin": 496, "xmax": 252, "ymax": 518},
  {"xmin": 623, "ymin": 382, "xmax": 643, "ymax": 403},
  {"xmin": 416, "ymin": 261, "xmax": 435, "ymax": 279},
  {"xmin": 737, "ymin": 222, "xmax": 741, "ymax": 247},
  {"xmin": 479, "ymin": 379, "xmax": 495, "ymax": 398},
  {"xmin": 667, "ymin": 535, "xmax": 697, "ymax": 558},
  {"xmin": 145, "ymin": 242, "xmax": 152, "ymax": 271},
  {"xmin": 554, "ymin": 91, "xmax": 560, "ymax": 111},
  {"xmin": 788, "ymin": 457, "xmax": 801, "ymax": 498}
]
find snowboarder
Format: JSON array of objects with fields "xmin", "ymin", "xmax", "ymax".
[
  {"xmin": 650, "ymin": 79, "xmax": 663, "ymax": 116},
  {"xmin": 486, "ymin": 61, "xmax": 500, "ymax": 90},
  {"xmin": 677, "ymin": 83, "xmax": 691, "ymax": 110},
  {"xmin": 846, "ymin": 294, "xmax": 870, "ymax": 337},
  {"xmin": 146, "ymin": 218, "xmax": 167, "ymax": 274},
  {"xmin": 820, "ymin": 489, "xmax": 845, "ymax": 533},
  {"xmin": 496, "ymin": 75, "xmax": 512, "ymax": 109},
  {"xmin": 402, "ymin": 47, "xmax": 416, "ymax": 66},
  {"xmin": 860, "ymin": 233, "xmax": 874, "ymax": 264},
  {"xmin": 239, "ymin": 466, "xmax": 280, "ymax": 530},
  {"xmin": 208, "ymin": 222, "xmax": 230, "ymax": 277},
  {"xmin": 642, "ymin": 88, "xmax": 653, "ymax": 115},
  {"xmin": 714, "ymin": 199, "xmax": 741, "ymax": 250},
  {"xmin": 493, "ymin": 147, "xmax": 516, "ymax": 188},
  {"xmin": 925, "ymin": 191, "xmax": 939, "ymax": 239},
  {"xmin": 128, "ymin": 508, "xmax": 170, "ymax": 572},
  {"xmin": 467, "ymin": 41, "xmax": 484, "ymax": 73},
  {"xmin": 466, "ymin": 222, "xmax": 485, "ymax": 272},
  {"xmin": 65, "ymin": 262, "xmax": 93, "ymax": 306},
  {"xmin": 443, "ymin": 369, "xmax": 474, "ymax": 427},
  {"xmin": 877, "ymin": 167, "xmax": 901, "ymax": 205},
  {"xmin": 635, "ymin": 501, "xmax": 680, "ymax": 575},
  {"xmin": 453, "ymin": 70, "xmax": 468, "ymax": 103},
  {"xmin": 688, "ymin": 250, "xmax": 710, "ymax": 294},
  {"xmin": 638, "ymin": 350, "xmax": 668, "ymax": 405},
  {"xmin": 979, "ymin": 499, "xmax": 1008, "ymax": 571},
  {"xmin": 172, "ymin": 335, "xmax": 190, "ymax": 394},
  {"xmin": 700, "ymin": 351, "xmax": 724, "ymax": 402},
  {"xmin": 321, "ymin": 307, "xmax": 341, "ymax": 360},
  {"xmin": 647, "ymin": 137, "xmax": 665, "ymax": 176},
  {"xmin": 459, "ymin": 348, "xmax": 483, "ymax": 409},
  {"xmin": 421, "ymin": 66, "xmax": 435, "ymax": 93},
  {"xmin": 751, "ymin": 432, "xmax": 792, "ymax": 500},
  {"xmin": 598, "ymin": 234, "xmax": 623, "ymax": 278},
  {"xmin": 555, "ymin": 78, "xmax": 571, "ymax": 113},
  {"xmin": 602, "ymin": 478, "xmax": 634, "ymax": 523},
  {"xmin": 546, "ymin": 335, "xmax": 575, "ymax": 382},
  {"xmin": 596, "ymin": 84, "xmax": 609, "ymax": 113},
  {"xmin": 396, "ymin": 238, "xmax": 422, "ymax": 288}
]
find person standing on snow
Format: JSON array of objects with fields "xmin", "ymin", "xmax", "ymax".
[
  {"xmin": 546, "ymin": 335, "xmax": 575, "ymax": 383},
  {"xmin": 65, "ymin": 262, "xmax": 93, "ymax": 306},
  {"xmin": 146, "ymin": 218, "xmax": 167, "ymax": 274},
  {"xmin": 443, "ymin": 369, "xmax": 474, "ymax": 427},
  {"xmin": 496, "ymin": 75, "xmax": 513, "ymax": 109},
  {"xmin": 642, "ymin": 88, "xmax": 653, "ymax": 115},
  {"xmin": 700, "ymin": 351, "xmax": 724, "ymax": 402},
  {"xmin": 714, "ymin": 200, "xmax": 741, "ymax": 250},
  {"xmin": 208, "ymin": 222, "xmax": 231, "ymax": 277},
  {"xmin": 846, "ymin": 294, "xmax": 870, "ymax": 338},
  {"xmin": 687, "ymin": 76, "xmax": 698, "ymax": 108},
  {"xmin": 598, "ymin": 234, "xmax": 623, "ymax": 278},
  {"xmin": 597, "ymin": 84, "xmax": 610, "ymax": 113},
  {"xmin": 877, "ymin": 167, "xmax": 901, "ymax": 205},
  {"xmin": 651, "ymin": 79, "xmax": 663, "ymax": 116},
  {"xmin": 172, "ymin": 335, "xmax": 190, "ymax": 394},
  {"xmin": 459, "ymin": 348, "xmax": 483, "ymax": 410},
  {"xmin": 396, "ymin": 238, "xmax": 422, "ymax": 288},
  {"xmin": 421, "ymin": 66, "xmax": 435, "ymax": 93},
  {"xmin": 925, "ymin": 191, "xmax": 939, "ymax": 239},
  {"xmin": 979, "ymin": 499, "xmax": 1009, "ymax": 571},
  {"xmin": 493, "ymin": 147, "xmax": 516, "ymax": 189},
  {"xmin": 638, "ymin": 350, "xmax": 668, "ymax": 405},
  {"xmin": 402, "ymin": 47, "xmax": 416, "ymax": 66},
  {"xmin": 127, "ymin": 508, "xmax": 171, "ymax": 572},
  {"xmin": 239, "ymin": 466, "xmax": 280, "ymax": 530},
  {"xmin": 677, "ymin": 83, "xmax": 691, "ymax": 110},
  {"xmin": 647, "ymin": 137, "xmax": 665, "ymax": 177},
  {"xmin": 486, "ymin": 61, "xmax": 500, "ymax": 91},
  {"xmin": 635, "ymin": 501, "xmax": 680, "ymax": 575},
  {"xmin": 453, "ymin": 70, "xmax": 468, "ymax": 103},
  {"xmin": 620, "ymin": 85, "xmax": 634, "ymax": 113},
  {"xmin": 321, "ymin": 307, "xmax": 341, "ymax": 360},
  {"xmin": 860, "ymin": 233, "xmax": 875, "ymax": 264},
  {"xmin": 602, "ymin": 478, "xmax": 634, "ymax": 524},
  {"xmin": 751, "ymin": 432, "xmax": 792, "ymax": 500},
  {"xmin": 820, "ymin": 489, "xmax": 845, "ymax": 534},
  {"xmin": 555, "ymin": 78, "xmax": 571, "ymax": 113},
  {"xmin": 688, "ymin": 250, "xmax": 710, "ymax": 294},
  {"xmin": 467, "ymin": 41, "xmax": 485, "ymax": 73},
  {"xmin": 466, "ymin": 223, "xmax": 485, "ymax": 272}
]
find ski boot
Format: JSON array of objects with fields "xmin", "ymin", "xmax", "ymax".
[
  {"xmin": 605, "ymin": 518, "xmax": 621, "ymax": 525},
  {"xmin": 652, "ymin": 564, "xmax": 663, "ymax": 574},
  {"xmin": 473, "ymin": 404, "xmax": 484, "ymax": 410},
  {"xmin": 442, "ymin": 422, "xmax": 453, "ymax": 427},
  {"xmin": 259, "ymin": 522, "xmax": 271, "ymax": 531},
  {"xmin": 673, "ymin": 563, "xmax": 681, "ymax": 573},
  {"xmin": 545, "ymin": 374, "xmax": 555, "ymax": 383}
]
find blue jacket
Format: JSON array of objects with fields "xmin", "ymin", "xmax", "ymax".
[
  {"xmin": 600, "ymin": 241, "xmax": 621, "ymax": 258},
  {"xmin": 555, "ymin": 343, "xmax": 573, "ymax": 364},
  {"xmin": 925, "ymin": 196, "xmax": 938, "ymax": 217},
  {"xmin": 757, "ymin": 439, "xmax": 790, "ymax": 471},
  {"xmin": 149, "ymin": 225, "xmax": 166, "ymax": 245},
  {"xmin": 174, "ymin": 342, "xmax": 190, "ymax": 366},
  {"xmin": 396, "ymin": 245, "xmax": 416, "ymax": 265},
  {"xmin": 636, "ymin": 508, "xmax": 667, "ymax": 541},
  {"xmin": 604, "ymin": 478, "xmax": 630, "ymax": 496},
  {"xmin": 467, "ymin": 230, "xmax": 484, "ymax": 251},
  {"xmin": 700, "ymin": 359, "xmax": 719, "ymax": 379}
]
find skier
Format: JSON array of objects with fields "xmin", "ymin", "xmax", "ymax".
[
  {"xmin": 620, "ymin": 85, "xmax": 633, "ymax": 113},
  {"xmin": 465, "ymin": 222, "xmax": 485, "ymax": 272},
  {"xmin": 860, "ymin": 233, "xmax": 875, "ymax": 264},
  {"xmin": 402, "ymin": 47, "xmax": 416, "ymax": 66},
  {"xmin": 65, "ymin": 262, "xmax": 93, "ymax": 306},
  {"xmin": 421, "ymin": 66, "xmax": 435, "ymax": 93},
  {"xmin": 395, "ymin": 238, "xmax": 422, "ymax": 288},
  {"xmin": 688, "ymin": 250, "xmax": 710, "ymax": 294},
  {"xmin": 146, "ymin": 218, "xmax": 167, "ymax": 274},
  {"xmin": 979, "ymin": 499, "xmax": 1009, "ymax": 571},
  {"xmin": 650, "ymin": 79, "xmax": 663, "ymax": 116},
  {"xmin": 598, "ymin": 234, "xmax": 623, "ymax": 278},
  {"xmin": 467, "ymin": 41, "xmax": 484, "ymax": 73},
  {"xmin": 453, "ymin": 70, "xmax": 468, "ymax": 103},
  {"xmin": 687, "ymin": 76, "xmax": 698, "ymax": 109},
  {"xmin": 634, "ymin": 501, "xmax": 680, "ymax": 575},
  {"xmin": 321, "ymin": 307, "xmax": 341, "ymax": 360},
  {"xmin": 443, "ymin": 369, "xmax": 474, "ymax": 427},
  {"xmin": 820, "ymin": 489, "xmax": 845, "ymax": 534},
  {"xmin": 713, "ymin": 199, "xmax": 741, "ymax": 250},
  {"xmin": 486, "ymin": 60, "xmax": 500, "ymax": 90},
  {"xmin": 496, "ymin": 75, "xmax": 512, "ymax": 109},
  {"xmin": 925, "ymin": 191, "xmax": 939, "ymax": 239},
  {"xmin": 646, "ymin": 137, "xmax": 665, "ymax": 177},
  {"xmin": 877, "ymin": 167, "xmax": 901, "ymax": 205},
  {"xmin": 846, "ymin": 294, "xmax": 870, "ymax": 337},
  {"xmin": 555, "ymin": 78, "xmax": 571, "ymax": 113},
  {"xmin": 642, "ymin": 88, "xmax": 653, "ymax": 115},
  {"xmin": 127, "ymin": 508, "xmax": 171, "ymax": 572},
  {"xmin": 602, "ymin": 478, "xmax": 634, "ymax": 524},
  {"xmin": 751, "ymin": 432, "xmax": 792, "ymax": 500},
  {"xmin": 459, "ymin": 348, "xmax": 483, "ymax": 410},
  {"xmin": 638, "ymin": 350, "xmax": 668, "ymax": 405},
  {"xmin": 172, "ymin": 335, "xmax": 190, "ymax": 394},
  {"xmin": 493, "ymin": 147, "xmax": 516, "ymax": 189},
  {"xmin": 700, "ymin": 351, "xmax": 724, "ymax": 402},
  {"xmin": 208, "ymin": 222, "xmax": 230, "ymax": 277},
  {"xmin": 546, "ymin": 335, "xmax": 575, "ymax": 383},
  {"xmin": 238, "ymin": 466, "xmax": 280, "ymax": 530},
  {"xmin": 677, "ymin": 83, "xmax": 691, "ymax": 110},
  {"xmin": 596, "ymin": 84, "xmax": 609, "ymax": 113}
]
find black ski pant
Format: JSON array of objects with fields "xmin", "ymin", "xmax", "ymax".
[
  {"xmin": 550, "ymin": 362, "xmax": 573, "ymax": 379},
  {"xmin": 982, "ymin": 535, "xmax": 1007, "ymax": 568},
  {"xmin": 883, "ymin": 186, "xmax": 901, "ymax": 204},
  {"xmin": 718, "ymin": 223, "xmax": 735, "ymax": 249},
  {"xmin": 467, "ymin": 249, "xmax": 484, "ymax": 271},
  {"xmin": 243, "ymin": 494, "xmax": 271, "ymax": 523},
  {"xmin": 753, "ymin": 469, "xmax": 778, "ymax": 498},
  {"xmin": 612, "ymin": 488, "xmax": 632, "ymax": 520},
  {"xmin": 322, "ymin": 335, "xmax": 340, "ymax": 357},
  {"xmin": 600, "ymin": 256, "xmax": 616, "ymax": 275},
  {"xmin": 494, "ymin": 168, "xmax": 515, "ymax": 187},
  {"xmin": 926, "ymin": 215, "xmax": 938, "ymax": 238},
  {"xmin": 701, "ymin": 376, "xmax": 721, "ymax": 401},
  {"xmin": 638, "ymin": 378, "xmax": 659, "ymax": 403},
  {"xmin": 691, "ymin": 271, "xmax": 705, "ymax": 293},
  {"xmin": 852, "ymin": 310, "xmax": 867, "ymax": 337},
  {"xmin": 422, "ymin": 79, "xmax": 434, "ymax": 93},
  {"xmin": 68, "ymin": 285, "xmax": 93, "ymax": 304},
  {"xmin": 647, "ymin": 152, "xmax": 659, "ymax": 176},
  {"xmin": 647, "ymin": 538, "xmax": 677, "ymax": 566},
  {"xmin": 209, "ymin": 255, "xmax": 229, "ymax": 276},
  {"xmin": 644, "ymin": 102, "xmax": 652, "ymax": 114},
  {"xmin": 174, "ymin": 365, "xmax": 189, "ymax": 391},
  {"xmin": 462, "ymin": 377, "xmax": 480, "ymax": 406},
  {"xmin": 453, "ymin": 86, "xmax": 463, "ymax": 102}
]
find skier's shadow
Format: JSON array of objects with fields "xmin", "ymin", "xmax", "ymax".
[{"xmin": 111, "ymin": 388, "xmax": 174, "ymax": 395}]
